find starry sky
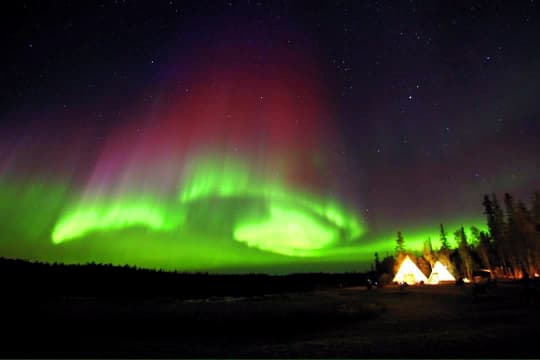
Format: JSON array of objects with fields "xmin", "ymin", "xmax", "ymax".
[{"xmin": 0, "ymin": 1, "xmax": 539, "ymax": 273}]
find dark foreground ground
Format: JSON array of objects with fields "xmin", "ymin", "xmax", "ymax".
[{"xmin": 2, "ymin": 281, "xmax": 540, "ymax": 358}]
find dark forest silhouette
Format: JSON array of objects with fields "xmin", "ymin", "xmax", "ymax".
[
  {"xmin": 374, "ymin": 191, "xmax": 540, "ymax": 282},
  {"xmin": 0, "ymin": 257, "xmax": 368, "ymax": 300}
]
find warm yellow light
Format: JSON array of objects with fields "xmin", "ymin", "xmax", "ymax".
[
  {"xmin": 393, "ymin": 255, "xmax": 428, "ymax": 285},
  {"xmin": 427, "ymin": 261, "xmax": 456, "ymax": 284}
]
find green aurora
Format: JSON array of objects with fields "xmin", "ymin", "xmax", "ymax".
[
  {"xmin": 0, "ymin": 158, "xmax": 488, "ymax": 272},
  {"xmin": 52, "ymin": 158, "xmax": 363, "ymax": 257}
]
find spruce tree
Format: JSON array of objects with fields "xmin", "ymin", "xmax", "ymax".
[
  {"xmin": 439, "ymin": 224, "xmax": 450, "ymax": 252},
  {"xmin": 490, "ymin": 193, "xmax": 508, "ymax": 274},
  {"xmin": 516, "ymin": 201, "xmax": 538, "ymax": 274},
  {"xmin": 395, "ymin": 231, "xmax": 405, "ymax": 255},
  {"xmin": 456, "ymin": 226, "xmax": 473, "ymax": 279},
  {"xmin": 504, "ymin": 193, "xmax": 520, "ymax": 275},
  {"xmin": 477, "ymin": 231, "xmax": 492, "ymax": 270}
]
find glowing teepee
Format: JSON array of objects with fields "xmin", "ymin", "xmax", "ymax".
[
  {"xmin": 427, "ymin": 261, "xmax": 456, "ymax": 284},
  {"xmin": 393, "ymin": 255, "xmax": 428, "ymax": 285}
]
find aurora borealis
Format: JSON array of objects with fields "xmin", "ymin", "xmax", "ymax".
[
  {"xmin": 52, "ymin": 156, "xmax": 364, "ymax": 257},
  {"xmin": 1, "ymin": 1, "xmax": 539, "ymax": 273}
]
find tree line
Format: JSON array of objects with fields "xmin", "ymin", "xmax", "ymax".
[
  {"xmin": 374, "ymin": 191, "xmax": 540, "ymax": 281},
  {"xmin": 0, "ymin": 257, "xmax": 368, "ymax": 300}
]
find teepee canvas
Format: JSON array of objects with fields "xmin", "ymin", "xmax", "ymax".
[
  {"xmin": 393, "ymin": 255, "xmax": 428, "ymax": 285},
  {"xmin": 427, "ymin": 261, "xmax": 456, "ymax": 284}
]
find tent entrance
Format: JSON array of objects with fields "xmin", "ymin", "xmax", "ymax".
[{"xmin": 404, "ymin": 273, "xmax": 415, "ymax": 285}]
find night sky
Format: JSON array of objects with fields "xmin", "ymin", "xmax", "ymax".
[{"xmin": 1, "ymin": 1, "xmax": 539, "ymax": 273}]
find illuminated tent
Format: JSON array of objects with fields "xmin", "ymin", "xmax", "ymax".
[
  {"xmin": 427, "ymin": 261, "xmax": 456, "ymax": 284},
  {"xmin": 393, "ymin": 255, "xmax": 428, "ymax": 285}
]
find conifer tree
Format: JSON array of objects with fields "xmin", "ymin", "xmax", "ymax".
[
  {"xmin": 456, "ymin": 226, "xmax": 473, "ymax": 279},
  {"xmin": 504, "ymin": 193, "xmax": 521, "ymax": 275},
  {"xmin": 516, "ymin": 201, "xmax": 538, "ymax": 274},
  {"xmin": 395, "ymin": 231, "xmax": 405, "ymax": 255},
  {"xmin": 477, "ymin": 230, "xmax": 493, "ymax": 271},
  {"xmin": 490, "ymin": 193, "xmax": 509, "ymax": 274},
  {"xmin": 439, "ymin": 224, "xmax": 450, "ymax": 252}
]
